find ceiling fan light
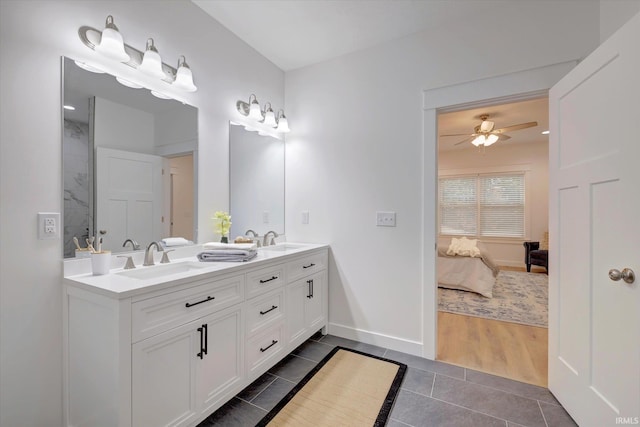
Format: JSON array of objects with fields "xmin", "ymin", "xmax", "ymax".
[
  {"xmin": 480, "ymin": 120, "xmax": 494, "ymax": 133},
  {"xmin": 95, "ymin": 15, "xmax": 130, "ymax": 62},
  {"xmin": 471, "ymin": 135, "xmax": 484, "ymax": 147},
  {"xmin": 485, "ymin": 134, "xmax": 499, "ymax": 146}
]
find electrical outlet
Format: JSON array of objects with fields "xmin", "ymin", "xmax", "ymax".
[
  {"xmin": 301, "ymin": 211, "xmax": 309, "ymax": 224},
  {"xmin": 376, "ymin": 211, "xmax": 396, "ymax": 227},
  {"xmin": 262, "ymin": 211, "xmax": 269, "ymax": 224},
  {"xmin": 38, "ymin": 212, "xmax": 60, "ymax": 239}
]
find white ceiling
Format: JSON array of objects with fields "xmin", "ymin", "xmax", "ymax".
[
  {"xmin": 192, "ymin": 0, "xmax": 513, "ymax": 71},
  {"xmin": 438, "ymin": 97, "xmax": 549, "ymax": 152}
]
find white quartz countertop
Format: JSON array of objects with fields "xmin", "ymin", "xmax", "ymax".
[{"xmin": 63, "ymin": 243, "xmax": 328, "ymax": 299}]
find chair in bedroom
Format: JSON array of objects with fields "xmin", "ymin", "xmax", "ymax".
[{"xmin": 523, "ymin": 232, "xmax": 548, "ymax": 273}]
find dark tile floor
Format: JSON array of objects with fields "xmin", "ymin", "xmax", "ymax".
[{"xmin": 198, "ymin": 334, "xmax": 577, "ymax": 427}]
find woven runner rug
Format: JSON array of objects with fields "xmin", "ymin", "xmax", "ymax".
[
  {"xmin": 256, "ymin": 347, "xmax": 406, "ymax": 427},
  {"xmin": 438, "ymin": 270, "xmax": 548, "ymax": 328}
]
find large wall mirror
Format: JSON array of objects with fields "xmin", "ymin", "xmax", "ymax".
[
  {"xmin": 229, "ymin": 124, "xmax": 284, "ymax": 240},
  {"xmin": 62, "ymin": 57, "xmax": 198, "ymax": 258}
]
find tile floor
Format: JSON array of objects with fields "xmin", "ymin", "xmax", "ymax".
[{"xmin": 197, "ymin": 334, "xmax": 577, "ymax": 427}]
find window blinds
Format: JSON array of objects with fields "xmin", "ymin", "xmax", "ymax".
[{"xmin": 439, "ymin": 173, "xmax": 525, "ymax": 238}]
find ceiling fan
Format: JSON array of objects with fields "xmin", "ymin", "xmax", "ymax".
[{"xmin": 441, "ymin": 114, "xmax": 538, "ymax": 147}]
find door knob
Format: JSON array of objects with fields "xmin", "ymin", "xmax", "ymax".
[{"xmin": 608, "ymin": 268, "xmax": 635, "ymax": 284}]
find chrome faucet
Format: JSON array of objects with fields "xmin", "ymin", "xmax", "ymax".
[
  {"xmin": 245, "ymin": 229, "xmax": 261, "ymax": 247},
  {"xmin": 122, "ymin": 238, "xmax": 140, "ymax": 251},
  {"xmin": 143, "ymin": 241, "xmax": 164, "ymax": 266},
  {"xmin": 263, "ymin": 230, "xmax": 279, "ymax": 247}
]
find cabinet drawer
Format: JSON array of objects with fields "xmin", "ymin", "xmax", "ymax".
[
  {"xmin": 246, "ymin": 264, "xmax": 285, "ymax": 299},
  {"xmin": 246, "ymin": 323, "xmax": 285, "ymax": 379},
  {"xmin": 246, "ymin": 288, "xmax": 285, "ymax": 337},
  {"xmin": 132, "ymin": 274, "xmax": 244, "ymax": 342},
  {"xmin": 286, "ymin": 251, "xmax": 327, "ymax": 282}
]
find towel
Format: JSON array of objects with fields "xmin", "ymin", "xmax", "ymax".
[
  {"xmin": 203, "ymin": 242, "xmax": 258, "ymax": 251},
  {"xmin": 197, "ymin": 249, "xmax": 257, "ymax": 262},
  {"xmin": 161, "ymin": 237, "xmax": 191, "ymax": 247}
]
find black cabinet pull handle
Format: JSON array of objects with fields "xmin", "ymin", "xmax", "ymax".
[
  {"xmin": 259, "ymin": 276, "xmax": 278, "ymax": 284},
  {"xmin": 260, "ymin": 305, "xmax": 278, "ymax": 315},
  {"xmin": 202, "ymin": 324, "xmax": 208, "ymax": 356},
  {"xmin": 303, "ymin": 263, "xmax": 315, "ymax": 269},
  {"xmin": 260, "ymin": 339, "xmax": 278, "ymax": 352},
  {"xmin": 311, "ymin": 279, "xmax": 314, "ymax": 298},
  {"xmin": 197, "ymin": 326, "xmax": 204, "ymax": 359},
  {"xmin": 306, "ymin": 279, "xmax": 313, "ymax": 299},
  {"xmin": 185, "ymin": 296, "xmax": 215, "ymax": 308}
]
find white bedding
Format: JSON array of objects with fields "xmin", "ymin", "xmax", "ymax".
[{"xmin": 437, "ymin": 244, "xmax": 499, "ymax": 298}]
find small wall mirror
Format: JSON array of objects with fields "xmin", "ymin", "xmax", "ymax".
[
  {"xmin": 62, "ymin": 57, "xmax": 198, "ymax": 258},
  {"xmin": 229, "ymin": 124, "xmax": 285, "ymax": 240}
]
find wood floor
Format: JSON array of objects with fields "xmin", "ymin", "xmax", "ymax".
[{"xmin": 436, "ymin": 267, "xmax": 548, "ymax": 387}]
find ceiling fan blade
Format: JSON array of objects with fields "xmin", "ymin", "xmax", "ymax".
[
  {"xmin": 439, "ymin": 133, "xmax": 473, "ymax": 137},
  {"xmin": 454, "ymin": 136, "xmax": 475, "ymax": 146},
  {"xmin": 496, "ymin": 133, "xmax": 511, "ymax": 141},
  {"xmin": 493, "ymin": 121, "xmax": 538, "ymax": 133}
]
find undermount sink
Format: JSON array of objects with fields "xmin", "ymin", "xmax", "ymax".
[
  {"xmin": 116, "ymin": 261, "xmax": 210, "ymax": 280},
  {"xmin": 260, "ymin": 243, "xmax": 307, "ymax": 252}
]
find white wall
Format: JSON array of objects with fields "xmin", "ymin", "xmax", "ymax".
[
  {"xmin": 0, "ymin": 1, "xmax": 283, "ymax": 426},
  {"xmin": 94, "ymin": 97, "xmax": 155, "ymax": 153},
  {"xmin": 284, "ymin": 1, "xmax": 599, "ymax": 354},
  {"xmin": 438, "ymin": 141, "xmax": 549, "ymax": 267},
  {"xmin": 600, "ymin": 0, "xmax": 640, "ymax": 43}
]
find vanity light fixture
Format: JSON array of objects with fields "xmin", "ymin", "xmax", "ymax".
[
  {"xmin": 138, "ymin": 38, "xmax": 166, "ymax": 79},
  {"xmin": 74, "ymin": 60, "xmax": 105, "ymax": 74},
  {"xmin": 150, "ymin": 90, "xmax": 172, "ymax": 100},
  {"xmin": 275, "ymin": 110, "xmax": 290, "ymax": 133},
  {"xmin": 236, "ymin": 95, "xmax": 290, "ymax": 135},
  {"xmin": 78, "ymin": 15, "xmax": 198, "ymax": 95},
  {"xmin": 94, "ymin": 15, "xmax": 130, "ymax": 62},
  {"xmin": 172, "ymin": 56, "xmax": 197, "ymax": 92},
  {"xmin": 115, "ymin": 76, "xmax": 143, "ymax": 89},
  {"xmin": 262, "ymin": 102, "xmax": 277, "ymax": 127}
]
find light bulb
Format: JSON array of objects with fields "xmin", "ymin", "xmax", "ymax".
[
  {"xmin": 138, "ymin": 38, "xmax": 166, "ymax": 79},
  {"xmin": 172, "ymin": 56, "xmax": 197, "ymax": 92},
  {"xmin": 248, "ymin": 97, "xmax": 263, "ymax": 121},
  {"xmin": 95, "ymin": 15, "xmax": 130, "ymax": 62}
]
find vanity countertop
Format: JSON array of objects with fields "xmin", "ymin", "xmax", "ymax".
[{"xmin": 63, "ymin": 243, "xmax": 328, "ymax": 299}]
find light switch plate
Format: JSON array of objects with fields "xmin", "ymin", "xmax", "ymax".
[
  {"xmin": 262, "ymin": 211, "xmax": 269, "ymax": 224},
  {"xmin": 301, "ymin": 211, "xmax": 309, "ymax": 224},
  {"xmin": 376, "ymin": 211, "xmax": 396, "ymax": 227},
  {"xmin": 38, "ymin": 212, "xmax": 60, "ymax": 239}
]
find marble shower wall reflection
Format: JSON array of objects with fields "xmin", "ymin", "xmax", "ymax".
[{"xmin": 63, "ymin": 119, "xmax": 90, "ymax": 257}]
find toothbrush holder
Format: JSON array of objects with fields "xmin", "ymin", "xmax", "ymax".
[{"xmin": 91, "ymin": 251, "xmax": 112, "ymax": 275}]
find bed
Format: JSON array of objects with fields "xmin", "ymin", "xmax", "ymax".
[{"xmin": 437, "ymin": 240, "xmax": 499, "ymax": 298}]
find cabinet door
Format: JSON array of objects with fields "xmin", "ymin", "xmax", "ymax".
[
  {"xmin": 197, "ymin": 305, "xmax": 244, "ymax": 414},
  {"xmin": 305, "ymin": 271, "xmax": 325, "ymax": 332},
  {"xmin": 287, "ymin": 271, "xmax": 326, "ymax": 346},
  {"xmin": 286, "ymin": 279, "xmax": 307, "ymax": 345},
  {"xmin": 132, "ymin": 322, "xmax": 198, "ymax": 427}
]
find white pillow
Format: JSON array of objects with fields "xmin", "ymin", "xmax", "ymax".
[{"xmin": 446, "ymin": 237, "xmax": 481, "ymax": 257}]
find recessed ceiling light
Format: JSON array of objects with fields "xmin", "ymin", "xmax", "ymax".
[
  {"xmin": 542, "ymin": 130, "xmax": 550, "ymax": 135},
  {"xmin": 63, "ymin": 105, "xmax": 76, "ymax": 111}
]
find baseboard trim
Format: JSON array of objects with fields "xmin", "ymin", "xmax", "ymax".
[{"xmin": 327, "ymin": 322, "xmax": 423, "ymax": 357}]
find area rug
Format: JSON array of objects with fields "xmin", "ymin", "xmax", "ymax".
[
  {"xmin": 438, "ymin": 270, "xmax": 548, "ymax": 328},
  {"xmin": 256, "ymin": 347, "xmax": 407, "ymax": 427}
]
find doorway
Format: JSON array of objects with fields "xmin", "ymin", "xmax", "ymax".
[
  {"xmin": 168, "ymin": 153, "xmax": 195, "ymax": 241},
  {"xmin": 434, "ymin": 97, "xmax": 549, "ymax": 386}
]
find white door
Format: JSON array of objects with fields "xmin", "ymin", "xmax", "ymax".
[
  {"xmin": 548, "ymin": 12, "xmax": 639, "ymax": 427},
  {"xmin": 95, "ymin": 147, "xmax": 163, "ymax": 252}
]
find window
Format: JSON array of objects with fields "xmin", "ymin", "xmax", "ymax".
[{"xmin": 439, "ymin": 173, "xmax": 525, "ymax": 238}]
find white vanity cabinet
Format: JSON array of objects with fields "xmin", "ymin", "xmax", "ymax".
[{"xmin": 63, "ymin": 244, "xmax": 328, "ymax": 427}]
